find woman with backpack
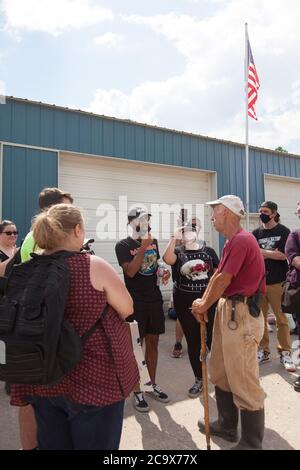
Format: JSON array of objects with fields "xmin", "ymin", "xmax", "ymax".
[
  {"xmin": 163, "ymin": 218, "xmax": 219, "ymax": 398},
  {"xmin": 10, "ymin": 204, "xmax": 139, "ymax": 450}
]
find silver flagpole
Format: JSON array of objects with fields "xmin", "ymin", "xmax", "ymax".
[{"xmin": 245, "ymin": 23, "xmax": 250, "ymax": 231}]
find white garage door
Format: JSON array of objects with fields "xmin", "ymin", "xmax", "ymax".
[
  {"xmin": 264, "ymin": 175, "xmax": 300, "ymax": 232},
  {"xmin": 59, "ymin": 152, "xmax": 217, "ymax": 300}
]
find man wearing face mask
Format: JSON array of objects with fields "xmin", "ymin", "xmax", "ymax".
[
  {"xmin": 163, "ymin": 217, "xmax": 219, "ymax": 398},
  {"xmin": 252, "ymin": 201, "xmax": 296, "ymax": 371},
  {"xmin": 115, "ymin": 206, "xmax": 170, "ymax": 413}
]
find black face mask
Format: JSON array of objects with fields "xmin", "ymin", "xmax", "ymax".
[{"xmin": 260, "ymin": 213, "xmax": 272, "ymax": 224}]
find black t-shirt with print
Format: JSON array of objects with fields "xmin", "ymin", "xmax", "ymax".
[
  {"xmin": 115, "ymin": 237, "xmax": 162, "ymax": 303},
  {"xmin": 252, "ymin": 223, "xmax": 290, "ymax": 285},
  {"xmin": 0, "ymin": 250, "xmax": 9, "ymax": 262},
  {"xmin": 172, "ymin": 245, "xmax": 219, "ymax": 299}
]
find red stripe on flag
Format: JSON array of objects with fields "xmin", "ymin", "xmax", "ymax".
[{"xmin": 247, "ymin": 41, "xmax": 260, "ymax": 120}]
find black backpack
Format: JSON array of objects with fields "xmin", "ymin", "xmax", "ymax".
[{"xmin": 0, "ymin": 251, "xmax": 107, "ymax": 386}]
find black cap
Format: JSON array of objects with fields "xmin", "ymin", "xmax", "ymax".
[
  {"xmin": 260, "ymin": 201, "xmax": 278, "ymax": 212},
  {"xmin": 127, "ymin": 206, "xmax": 151, "ymax": 223}
]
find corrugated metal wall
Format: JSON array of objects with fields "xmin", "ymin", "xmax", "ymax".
[
  {"xmin": 251, "ymin": 149, "xmax": 300, "ymax": 212},
  {"xmin": 2, "ymin": 145, "xmax": 58, "ymax": 239},
  {"xmin": 1, "ymin": 98, "xmax": 300, "ymax": 218}
]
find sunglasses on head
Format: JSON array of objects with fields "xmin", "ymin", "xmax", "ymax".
[{"xmin": 2, "ymin": 231, "xmax": 18, "ymax": 236}]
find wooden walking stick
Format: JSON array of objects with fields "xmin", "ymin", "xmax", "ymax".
[{"xmin": 200, "ymin": 321, "xmax": 211, "ymax": 451}]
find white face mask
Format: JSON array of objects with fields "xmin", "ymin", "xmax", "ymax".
[
  {"xmin": 130, "ymin": 218, "xmax": 150, "ymax": 239},
  {"xmin": 183, "ymin": 231, "xmax": 198, "ymax": 244}
]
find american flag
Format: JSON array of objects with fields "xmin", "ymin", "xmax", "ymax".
[{"xmin": 247, "ymin": 40, "xmax": 260, "ymax": 120}]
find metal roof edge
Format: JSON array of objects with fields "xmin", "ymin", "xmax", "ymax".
[{"xmin": 5, "ymin": 95, "xmax": 300, "ymax": 160}]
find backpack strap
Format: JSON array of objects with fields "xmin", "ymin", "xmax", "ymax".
[
  {"xmin": 30, "ymin": 250, "xmax": 81, "ymax": 260},
  {"xmin": 81, "ymin": 304, "xmax": 110, "ymax": 345}
]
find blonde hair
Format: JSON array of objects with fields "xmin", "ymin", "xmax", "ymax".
[{"xmin": 32, "ymin": 204, "xmax": 83, "ymax": 250}]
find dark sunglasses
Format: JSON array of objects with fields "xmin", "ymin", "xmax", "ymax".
[{"xmin": 2, "ymin": 231, "xmax": 18, "ymax": 236}]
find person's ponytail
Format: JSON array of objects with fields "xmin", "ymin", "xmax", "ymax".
[{"xmin": 32, "ymin": 204, "xmax": 83, "ymax": 250}]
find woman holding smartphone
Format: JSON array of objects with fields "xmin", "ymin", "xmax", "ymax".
[{"xmin": 163, "ymin": 217, "xmax": 219, "ymax": 397}]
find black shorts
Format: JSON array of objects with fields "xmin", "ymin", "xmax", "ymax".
[{"xmin": 127, "ymin": 300, "xmax": 165, "ymax": 339}]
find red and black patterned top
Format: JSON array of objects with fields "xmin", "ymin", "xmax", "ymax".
[{"xmin": 10, "ymin": 253, "xmax": 139, "ymax": 407}]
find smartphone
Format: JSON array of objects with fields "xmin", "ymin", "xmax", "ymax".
[{"xmin": 180, "ymin": 208, "xmax": 188, "ymax": 225}]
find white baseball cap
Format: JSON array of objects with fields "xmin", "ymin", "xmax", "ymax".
[{"xmin": 206, "ymin": 195, "xmax": 246, "ymax": 218}]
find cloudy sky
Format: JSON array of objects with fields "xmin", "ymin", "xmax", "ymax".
[{"xmin": 0, "ymin": 0, "xmax": 300, "ymax": 154}]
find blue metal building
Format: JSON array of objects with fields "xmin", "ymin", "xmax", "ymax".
[{"xmin": 0, "ymin": 96, "xmax": 300, "ymax": 259}]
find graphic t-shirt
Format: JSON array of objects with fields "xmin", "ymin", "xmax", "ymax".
[
  {"xmin": 252, "ymin": 224, "xmax": 290, "ymax": 284},
  {"xmin": 115, "ymin": 237, "xmax": 162, "ymax": 302},
  {"xmin": 172, "ymin": 245, "xmax": 219, "ymax": 297}
]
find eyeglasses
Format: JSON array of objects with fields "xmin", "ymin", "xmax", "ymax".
[{"xmin": 1, "ymin": 231, "xmax": 18, "ymax": 236}]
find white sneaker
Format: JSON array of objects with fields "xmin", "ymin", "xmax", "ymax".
[
  {"xmin": 280, "ymin": 351, "xmax": 296, "ymax": 372},
  {"xmin": 146, "ymin": 384, "xmax": 170, "ymax": 403},
  {"xmin": 257, "ymin": 349, "xmax": 270, "ymax": 364}
]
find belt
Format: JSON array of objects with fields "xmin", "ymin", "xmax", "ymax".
[
  {"xmin": 221, "ymin": 295, "xmax": 249, "ymax": 330},
  {"xmin": 222, "ymin": 294, "xmax": 248, "ymax": 303}
]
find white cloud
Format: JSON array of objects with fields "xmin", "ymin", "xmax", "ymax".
[
  {"xmin": 217, "ymin": 107, "xmax": 300, "ymax": 151},
  {"xmin": 291, "ymin": 81, "xmax": 300, "ymax": 106},
  {"xmin": 89, "ymin": 77, "xmax": 192, "ymax": 122},
  {"xmin": 94, "ymin": 32, "xmax": 124, "ymax": 48},
  {"xmin": 87, "ymin": 0, "xmax": 300, "ymax": 153},
  {"xmin": 2, "ymin": 0, "xmax": 114, "ymax": 36},
  {"xmin": 89, "ymin": 74, "xmax": 221, "ymax": 124},
  {"xmin": 184, "ymin": 0, "xmax": 227, "ymax": 3},
  {"xmin": 213, "ymin": 78, "xmax": 300, "ymax": 151}
]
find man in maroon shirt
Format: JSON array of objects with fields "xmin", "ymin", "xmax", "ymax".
[{"xmin": 192, "ymin": 195, "xmax": 266, "ymax": 450}]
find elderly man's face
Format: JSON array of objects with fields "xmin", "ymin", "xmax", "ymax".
[{"xmin": 211, "ymin": 205, "xmax": 227, "ymax": 233}]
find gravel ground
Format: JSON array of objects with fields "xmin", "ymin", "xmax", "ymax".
[{"xmin": 0, "ymin": 317, "xmax": 299, "ymax": 451}]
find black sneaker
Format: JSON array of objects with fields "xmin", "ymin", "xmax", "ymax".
[
  {"xmin": 133, "ymin": 392, "xmax": 150, "ymax": 413},
  {"xmin": 188, "ymin": 380, "xmax": 203, "ymax": 398},
  {"xmin": 147, "ymin": 384, "xmax": 170, "ymax": 403}
]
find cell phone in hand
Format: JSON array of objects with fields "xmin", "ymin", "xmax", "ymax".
[{"xmin": 180, "ymin": 208, "xmax": 187, "ymax": 225}]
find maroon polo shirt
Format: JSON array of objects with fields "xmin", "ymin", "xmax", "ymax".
[{"xmin": 218, "ymin": 228, "xmax": 266, "ymax": 297}]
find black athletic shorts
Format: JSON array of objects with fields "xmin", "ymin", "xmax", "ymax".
[{"xmin": 127, "ymin": 300, "xmax": 165, "ymax": 339}]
